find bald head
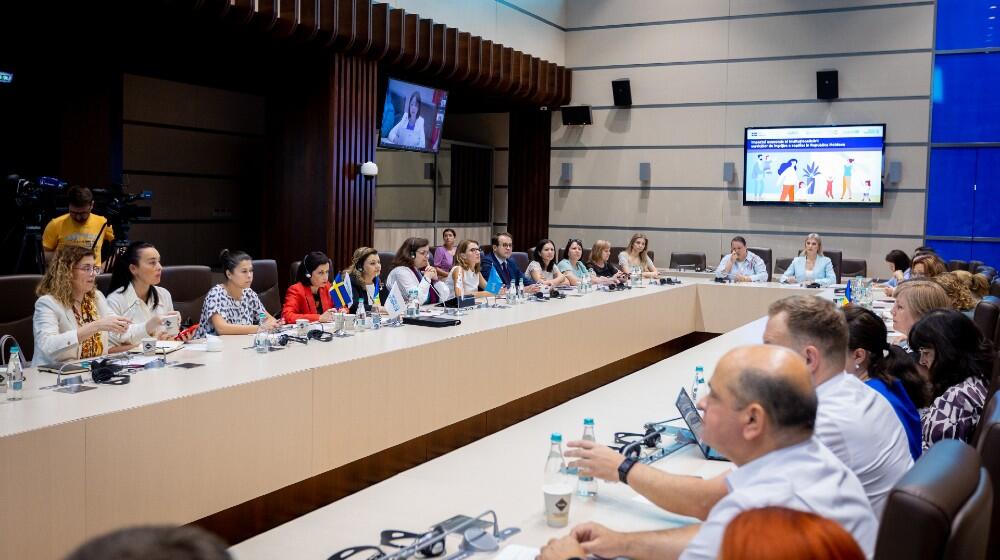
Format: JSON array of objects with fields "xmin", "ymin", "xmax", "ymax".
[{"xmin": 715, "ymin": 345, "xmax": 817, "ymax": 436}]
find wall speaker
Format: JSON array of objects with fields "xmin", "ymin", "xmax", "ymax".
[
  {"xmin": 817, "ymin": 70, "xmax": 838, "ymax": 100},
  {"xmin": 888, "ymin": 161, "xmax": 902, "ymax": 184},
  {"xmin": 560, "ymin": 162, "xmax": 573, "ymax": 182},
  {"xmin": 612, "ymin": 79, "xmax": 632, "ymax": 107},
  {"xmin": 723, "ymin": 162, "xmax": 735, "ymax": 183},
  {"xmin": 639, "ymin": 162, "xmax": 651, "ymax": 182},
  {"xmin": 561, "ymin": 105, "xmax": 593, "ymax": 126}
]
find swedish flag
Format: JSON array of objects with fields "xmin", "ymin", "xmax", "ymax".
[{"xmin": 331, "ymin": 272, "xmax": 353, "ymax": 310}]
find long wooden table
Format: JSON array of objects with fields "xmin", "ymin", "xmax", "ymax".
[{"xmin": 0, "ymin": 280, "xmax": 812, "ymax": 559}]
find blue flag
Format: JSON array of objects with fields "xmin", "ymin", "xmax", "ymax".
[
  {"xmin": 330, "ymin": 272, "xmax": 353, "ymax": 310},
  {"xmin": 484, "ymin": 264, "xmax": 504, "ymax": 294}
]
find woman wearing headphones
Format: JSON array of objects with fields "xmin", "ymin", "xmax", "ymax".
[
  {"xmin": 347, "ymin": 247, "xmax": 389, "ymax": 314},
  {"xmin": 282, "ymin": 251, "xmax": 337, "ymax": 323},
  {"xmin": 386, "ymin": 237, "xmax": 451, "ymax": 305}
]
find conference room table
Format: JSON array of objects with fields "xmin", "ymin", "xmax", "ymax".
[{"xmin": 0, "ymin": 278, "xmax": 820, "ymax": 560}]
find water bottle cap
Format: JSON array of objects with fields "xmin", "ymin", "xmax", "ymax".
[
  {"xmin": 550, "ymin": 432, "xmax": 562, "ymax": 442},
  {"xmin": 695, "ymin": 365, "xmax": 704, "ymax": 372},
  {"xmin": 583, "ymin": 418, "xmax": 594, "ymax": 426},
  {"xmin": 10, "ymin": 345, "xmax": 19, "ymax": 352}
]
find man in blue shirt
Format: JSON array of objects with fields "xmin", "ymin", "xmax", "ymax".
[
  {"xmin": 715, "ymin": 236, "xmax": 768, "ymax": 283},
  {"xmin": 480, "ymin": 232, "xmax": 538, "ymax": 293}
]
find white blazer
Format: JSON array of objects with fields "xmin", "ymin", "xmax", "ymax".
[
  {"xmin": 106, "ymin": 283, "xmax": 174, "ymax": 324},
  {"xmin": 32, "ymin": 291, "xmax": 148, "ymax": 365}
]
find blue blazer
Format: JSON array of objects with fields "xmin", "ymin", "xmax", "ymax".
[
  {"xmin": 781, "ymin": 255, "xmax": 836, "ymax": 286},
  {"xmin": 481, "ymin": 251, "xmax": 533, "ymax": 286}
]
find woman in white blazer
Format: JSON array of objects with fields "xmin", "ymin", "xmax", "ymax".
[
  {"xmin": 386, "ymin": 90, "xmax": 426, "ymax": 149},
  {"xmin": 780, "ymin": 233, "xmax": 837, "ymax": 286},
  {"xmin": 106, "ymin": 241, "xmax": 184, "ymax": 339},
  {"xmin": 33, "ymin": 246, "xmax": 161, "ymax": 365}
]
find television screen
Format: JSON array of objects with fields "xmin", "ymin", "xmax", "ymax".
[
  {"xmin": 379, "ymin": 78, "xmax": 448, "ymax": 153},
  {"xmin": 743, "ymin": 124, "xmax": 885, "ymax": 207}
]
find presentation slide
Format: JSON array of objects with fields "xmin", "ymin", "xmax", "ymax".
[
  {"xmin": 744, "ymin": 124, "xmax": 885, "ymax": 207},
  {"xmin": 379, "ymin": 78, "xmax": 448, "ymax": 153}
]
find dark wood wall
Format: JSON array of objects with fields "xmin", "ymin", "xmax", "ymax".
[{"xmin": 507, "ymin": 109, "xmax": 553, "ymax": 251}]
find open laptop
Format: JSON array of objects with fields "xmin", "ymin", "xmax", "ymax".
[{"xmin": 675, "ymin": 387, "xmax": 727, "ymax": 461}]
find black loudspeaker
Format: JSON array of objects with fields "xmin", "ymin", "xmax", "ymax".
[
  {"xmin": 561, "ymin": 105, "xmax": 593, "ymax": 126},
  {"xmin": 817, "ymin": 70, "xmax": 838, "ymax": 100},
  {"xmin": 612, "ymin": 78, "xmax": 632, "ymax": 107}
]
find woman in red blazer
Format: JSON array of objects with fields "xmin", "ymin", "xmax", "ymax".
[{"xmin": 282, "ymin": 251, "xmax": 337, "ymax": 323}]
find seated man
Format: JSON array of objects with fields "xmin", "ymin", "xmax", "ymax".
[
  {"xmin": 764, "ymin": 295, "xmax": 912, "ymax": 517},
  {"xmin": 715, "ymin": 236, "xmax": 768, "ymax": 283},
  {"xmin": 479, "ymin": 231, "xmax": 539, "ymax": 293},
  {"xmin": 544, "ymin": 345, "xmax": 877, "ymax": 560}
]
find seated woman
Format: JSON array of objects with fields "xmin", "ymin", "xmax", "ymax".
[
  {"xmin": 908, "ymin": 309, "xmax": 993, "ymax": 450},
  {"xmin": 526, "ymin": 239, "xmax": 568, "ymax": 287},
  {"xmin": 890, "ymin": 280, "xmax": 950, "ymax": 353},
  {"xmin": 843, "ymin": 306, "xmax": 928, "ymax": 459},
  {"xmin": 33, "ymin": 246, "xmax": 161, "ymax": 364},
  {"xmin": 586, "ymin": 240, "xmax": 624, "ymax": 284},
  {"xmin": 106, "ymin": 241, "xmax": 187, "ymax": 340},
  {"xmin": 617, "ymin": 233, "xmax": 660, "ymax": 279},
  {"xmin": 933, "ymin": 271, "xmax": 976, "ymax": 318},
  {"xmin": 433, "ymin": 228, "xmax": 457, "ymax": 279},
  {"xmin": 386, "ymin": 237, "xmax": 451, "ymax": 305},
  {"xmin": 880, "ymin": 249, "xmax": 911, "ymax": 296},
  {"xmin": 345, "ymin": 247, "xmax": 389, "ymax": 314},
  {"xmin": 282, "ymin": 251, "xmax": 337, "ymax": 323},
  {"xmin": 196, "ymin": 249, "xmax": 280, "ymax": 337},
  {"xmin": 447, "ymin": 240, "xmax": 488, "ymax": 298},
  {"xmin": 779, "ymin": 233, "xmax": 836, "ymax": 286},
  {"xmin": 910, "ymin": 253, "xmax": 946, "ymax": 278},
  {"xmin": 557, "ymin": 238, "xmax": 591, "ymax": 287},
  {"xmin": 715, "ymin": 236, "xmax": 768, "ymax": 283}
]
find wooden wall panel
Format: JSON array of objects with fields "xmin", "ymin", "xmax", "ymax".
[
  {"xmin": 369, "ymin": 2, "xmax": 390, "ymax": 59},
  {"xmin": 385, "ymin": 8, "xmax": 405, "ymax": 64},
  {"xmin": 508, "ymin": 109, "xmax": 551, "ymax": 250},
  {"xmin": 402, "ymin": 13, "xmax": 419, "ymax": 69}
]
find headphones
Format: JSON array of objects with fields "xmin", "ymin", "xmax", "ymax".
[
  {"xmin": 409, "ymin": 239, "xmax": 420, "ymax": 259},
  {"xmin": 380, "ymin": 526, "xmax": 446, "ymax": 558},
  {"xmin": 356, "ymin": 249, "xmax": 378, "ymax": 271},
  {"xmin": 308, "ymin": 328, "xmax": 334, "ymax": 342},
  {"xmin": 303, "ymin": 254, "xmax": 311, "ymax": 278},
  {"xmin": 90, "ymin": 359, "xmax": 130, "ymax": 385},
  {"xmin": 613, "ymin": 428, "xmax": 662, "ymax": 458}
]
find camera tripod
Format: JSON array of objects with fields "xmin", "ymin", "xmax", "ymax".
[{"xmin": 14, "ymin": 224, "xmax": 45, "ymax": 274}]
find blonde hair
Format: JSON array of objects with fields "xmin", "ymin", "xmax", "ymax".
[
  {"xmin": 588, "ymin": 240, "xmax": 611, "ymax": 265},
  {"xmin": 626, "ymin": 233, "xmax": 650, "ymax": 263},
  {"xmin": 934, "ymin": 272, "xmax": 976, "ymax": 311},
  {"xmin": 801, "ymin": 233, "xmax": 824, "ymax": 256},
  {"xmin": 453, "ymin": 239, "xmax": 481, "ymax": 274},
  {"xmin": 971, "ymin": 273, "xmax": 991, "ymax": 299},
  {"xmin": 911, "ymin": 254, "xmax": 946, "ymax": 277},
  {"xmin": 36, "ymin": 245, "xmax": 96, "ymax": 308},
  {"xmin": 895, "ymin": 280, "xmax": 950, "ymax": 320}
]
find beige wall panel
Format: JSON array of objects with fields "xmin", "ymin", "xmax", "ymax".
[
  {"xmin": 725, "ymin": 52, "xmax": 932, "ymax": 102},
  {"xmin": 550, "ymin": 148, "xmax": 727, "ymax": 187},
  {"xmin": 374, "ymin": 227, "xmax": 435, "ymax": 252},
  {"xmin": 375, "ymin": 149, "xmax": 435, "ymax": 185},
  {"xmin": 730, "ymin": 0, "xmax": 931, "ymax": 17},
  {"xmin": 548, "ymin": 227, "xmax": 726, "ymax": 268},
  {"xmin": 493, "ymin": 4, "xmax": 565, "ymax": 64},
  {"xmin": 123, "ymin": 125, "xmax": 264, "ymax": 176},
  {"xmin": 0, "ymin": 422, "xmax": 86, "ymax": 560},
  {"xmin": 505, "ymin": 0, "xmax": 567, "ymax": 28},
  {"xmin": 85, "ymin": 372, "xmax": 313, "ymax": 535},
  {"xmin": 566, "ymin": 20, "xmax": 729, "ymax": 68},
  {"xmin": 552, "ymin": 106, "xmax": 727, "ymax": 148},
  {"xmin": 495, "ymin": 151, "xmax": 509, "ymax": 185},
  {"xmin": 375, "ymin": 187, "xmax": 435, "ymax": 221},
  {"xmin": 569, "ymin": 64, "xmax": 729, "ymax": 107},
  {"xmin": 128, "ymin": 175, "xmax": 245, "ymax": 221},
  {"xmin": 723, "ymin": 99, "xmax": 930, "ymax": 144},
  {"xmin": 128, "ymin": 222, "xmax": 244, "ymax": 268},
  {"xmin": 493, "ymin": 188, "xmax": 508, "ymax": 224},
  {"xmin": 436, "ymin": 186, "xmax": 451, "ymax": 222},
  {"xmin": 567, "ymin": 0, "xmax": 728, "ymax": 29},
  {"xmin": 124, "ymin": 74, "xmax": 265, "ymax": 135},
  {"xmin": 550, "ymin": 188, "xmax": 727, "ymax": 230},
  {"xmin": 728, "ymin": 5, "xmax": 934, "ymax": 57}
]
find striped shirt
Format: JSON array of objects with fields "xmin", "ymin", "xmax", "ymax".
[{"xmin": 715, "ymin": 251, "xmax": 768, "ymax": 282}]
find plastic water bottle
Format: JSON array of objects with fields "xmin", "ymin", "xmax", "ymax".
[
  {"xmin": 691, "ymin": 365, "xmax": 705, "ymax": 402},
  {"xmin": 518, "ymin": 278, "xmax": 525, "ymax": 302},
  {"xmin": 356, "ymin": 305, "xmax": 367, "ymax": 329},
  {"xmin": 254, "ymin": 313, "xmax": 271, "ymax": 353},
  {"xmin": 507, "ymin": 280, "xmax": 517, "ymax": 305},
  {"xmin": 406, "ymin": 286, "xmax": 420, "ymax": 316},
  {"xmin": 578, "ymin": 419, "xmax": 598, "ymax": 498},
  {"xmin": 543, "ymin": 433, "xmax": 573, "ymax": 527},
  {"xmin": 7, "ymin": 345, "xmax": 23, "ymax": 401}
]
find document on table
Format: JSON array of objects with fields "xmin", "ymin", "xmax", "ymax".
[{"xmin": 496, "ymin": 545, "xmax": 540, "ymax": 560}]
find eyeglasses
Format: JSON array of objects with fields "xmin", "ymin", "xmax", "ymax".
[
  {"xmin": 74, "ymin": 265, "xmax": 99, "ymax": 275},
  {"xmin": 416, "ymin": 249, "xmax": 431, "ymax": 256},
  {"xmin": 468, "ymin": 248, "xmax": 481, "ymax": 253},
  {"xmin": 497, "ymin": 242, "xmax": 513, "ymax": 249}
]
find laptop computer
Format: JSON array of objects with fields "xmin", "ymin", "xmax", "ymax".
[{"xmin": 675, "ymin": 387, "xmax": 727, "ymax": 461}]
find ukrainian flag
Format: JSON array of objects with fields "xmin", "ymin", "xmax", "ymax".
[{"xmin": 331, "ymin": 272, "xmax": 353, "ymax": 310}]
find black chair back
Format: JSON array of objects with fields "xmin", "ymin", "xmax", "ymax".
[
  {"xmin": 0, "ymin": 275, "xmax": 42, "ymax": 362},
  {"xmin": 510, "ymin": 252, "xmax": 529, "ymax": 274},
  {"xmin": 974, "ymin": 392, "xmax": 1000, "ymax": 560},
  {"xmin": 841, "ymin": 258, "xmax": 868, "ymax": 279},
  {"xmin": 949, "ymin": 259, "xmax": 970, "ymax": 272},
  {"xmin": 668, "ymin": 252, "xmax": 707, "ymax": 271},
  {"xmin": 824, "ymin": 249, "xmax": 843, "ymax": 283},
  {"xmin": 974, "ymin": 301, "xmax": 1000, "ymax": 344},
  {"xmin": 774, "ymin": 257, "xmax": 793, "ymax": 277},
  {"xmin": 378, "ymin": 252, "xmax": 395, "ymax": 284},
  {"xmin": 250, "ymin": 259, "xmax": 280, "ymax": 317},
  {"xmin": 159, "ymin": 266, "xmax": 213, "ymax": 327},
  {"xmin": 747, "ymin": 247, "xmax": 773, "ymax": 281}
]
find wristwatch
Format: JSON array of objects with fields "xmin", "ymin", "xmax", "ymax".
[{"xmin": 618, "ymin": 456, "xmax": 638, "ymax": 485}]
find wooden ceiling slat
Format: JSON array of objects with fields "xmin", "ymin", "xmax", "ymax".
[
  {"xmin": 413, "ymin": 18, "xmax": 434, "ymax": 72},
  {"xmin": 467, "ymin": 36, "xmax": 482, "ymax": 85},
  {"xmin": 369, "ymin": 2, "xmax": 391, "ymax": 60},
  {"xmin": 350, "ymin": 0, "xmax": 372, "ymax": 55},
  {"xmin": 325, "ymin": 0, "xmax": 355, "ymax": 50},
  {"xmin": 400, "ymin": 13, "xmax": 419, "ymax": 69},
  {"xmin": 384, "ymin": 8, "xmax": 405, "ymax": 65},
  {"xmin": 295, "ymin": 0, "xmax": 321, "ymax": 42},
  {"xmin": 428, "ymin": 23, "xmax": 446, "ymax": 74},
  {"xmin": 497, "ymin": 47, "xmax": 513, "ymax": 92},
  {"xmin": 437, "ymin": 27, "xmax": 458, "ymax": 77}
]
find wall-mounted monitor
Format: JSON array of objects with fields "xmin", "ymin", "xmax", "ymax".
[
  {"xmin": 379, "ymin": 78, "xmax": 448, "ymax": 153},
  {"xmin": 743, "ymin": 124, "xmax": 886, "ymax": 207}
]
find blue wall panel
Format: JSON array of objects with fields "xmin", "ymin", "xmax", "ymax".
[
  {"xmin": 936, "ymin": 0, "xmax": 1000, "ymax": 50},
  {"xmin": 931, "ymin": 55, "xmax": 1000, "ymax": 143},
  {"xmin": 927, "ymin": 149, "xmax": 977, "ymax": 237}
]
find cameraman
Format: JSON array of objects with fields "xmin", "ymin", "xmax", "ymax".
[{"xmin": 42, "ymin": 185, "xmax": 115, "ymax": 270}]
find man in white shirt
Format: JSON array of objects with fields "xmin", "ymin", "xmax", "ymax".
[
  {"xmin": 544, "ymin": 345, "xmax": 877, "ymax": 560},
  {"xmin": 763, "ymin": 295, "xmax": 913, "ymax": 517}
]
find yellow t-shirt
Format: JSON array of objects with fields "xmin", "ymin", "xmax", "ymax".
[{"xmin": 42, "ymin": 213, "xmax": 115, "ymax": 266}]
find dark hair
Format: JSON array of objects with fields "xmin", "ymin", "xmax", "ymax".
[
  {"xmin": 563, "ymin": 238, "xmax": 584, "ymax": 262},
  {"xmin": 494, "ymin": 232, "xmax": 513, "ymax": 246},
  {"xmin": 297, "ymin": 251, "xmax": 331, "ymax": 287},
  {"xmin": 908, "ymin": 309, "xmax": 995, "ymax": 400},
  {"xmin": 768, "ymin": 296, "xmax": 849, "ymax": 364},
  {"xmin": 219, "ymin": 249, "xmax": 252, "ymax": 276},
  {"xmin": 65, "ymin": 525, "xmax": 231, "ymax": 560},
  {"xmin": 914, "ymin": 245, "xmax": 936, "ymax": 255},
  {"xmin": 442, "ymin": 228, "xmax": 457, "ymax": 237},
  {"xmin": 843, "ymin": 306, "xmax": 930, "ymax": 407},
  {"xmin": 66, "ymin": 185, "xmax": 94, "ymax": 206},
  {"xmin": 391, "ymin": 237, "xmax": 430, "ymax": 269},
  {"xmin": 532, "ymin": 239, "xmax": 557, "ymax": 272},
  {"xmin": 731, "ymin": 236, "xmax": 747, "ymax": 247},
  {"xmin": 109, "ymin": 241, "xmax": 160, "ymax": 308},
  {"xmin": 732, "ymin": 367, "xmax": 817, "ymax": 433},
  {"xmin": 348, "ymin": 247, "xmax": 380, "ymax": 285},
  {"xmin": 885, "ymin": 250, "xmax": 911, "ymax": 273}
]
